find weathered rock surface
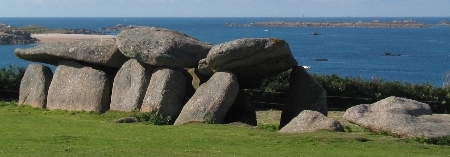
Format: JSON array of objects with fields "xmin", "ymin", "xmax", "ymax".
[
  {"xmin": 206, "ymin": 38, "xmax": 297, "ymax": 87},
  {"xmin": 223, "ymin": 91, "xmax": 257, "ymax": 126},
  {"xmin": 116, "ymin": 27, "xmax": 213, "ymax": 68},
  {"xmin": 47, "ymin": 60, "xmax": 111, "ymax": 112},
  {"xmin": 186, "ymin": 68, "xmax": 210, "ymax": 90},
  {"xmin": 197, "ymin": 58, "xmax": 213, "ymax": 76},
  {"xmin": 141, "ymin": 67, "xmax": 186, "ymax": 121},
  {"xmin": 279, "ymin": 110, "xmax": 344, "ymax": 133},
  {"xmin": 344, "ymin": 96, "xmax": 450, "ymax": 139},
  {"xmin": 174, "ymin": 72, "xmax": 239, "ymax": 125},
  {"xmin": 279, "ymin": 66, "xmax": 328, "ymax": 129},
  {"xmin": 14, "ymin": 39, "xmax": 128, "ymax": 68},
  {"xmin": 18, "ymin": 64, "xmax": 53, "ymax": 108},
  {"xmin": 110, "ymin": 59, "xmax": 153, "ymax": 111}
]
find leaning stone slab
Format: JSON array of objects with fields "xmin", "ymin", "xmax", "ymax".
[
  {"xmin": 206, "ymin": 38, "xmax": 297, "ymax": 87},
  {"xmin": 116, "ymin": 27, "xmax": 213, "ymax": 68},
  {"xmin": 279, "ymin": 66, "xmax": 328, "ymax": 129},
  {"xmin": 279, "ymin": 110, "xmax": 344, "ymax": 133},
  {"xmin": 174, "ymin": 72, "xmax": 239, "ymax": 125},
  {"xmin": 141, "ymin": 67, "xmax": 186, "ymax": 121},
  {"xmin": 110, "ymin": 59, "xmax": 154, "ymax": 111},
  {"xmin": 47, "ymin": 60, "xmax": 111, "ymax": 112},
  {"xmin": 344, "ymin": 96, "xmax": 450, "ymax": 139},
  {"xmin": 14, "ymin": 39, "xmax": 128, "ymax": 68},
  {"xmin": 18, "ymin": 64, "xmax": 53, "ymax": 108}
]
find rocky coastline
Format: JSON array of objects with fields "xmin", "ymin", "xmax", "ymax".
[
  {"xmin": 0, "ymin": 23, "xmax": 106, "ymax": 45},
  {"xmin": 226, "ymin": 19, "xmax": 430, "ymax": 28},
  {"xmin": 0, "ymin": 30, "xmax": 39, "ymax": 45}
]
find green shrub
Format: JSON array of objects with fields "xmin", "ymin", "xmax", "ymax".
[
  {"xmin": 413, "ymin": 136, "xmax": 450, "ymax": 146},
  {"xmin": 0, "ymin": 65, "xmax": 25, "ymax": 100},
  {"xmin": 257, "ymin": 123, "xmax": 279, "ymax": 132},
  {"xmin": 248, "ymin": 70, "xmax": 450, "ymax": 113},
  {"xmin": 133, "ymin": 110, "xmax": 171, "ymax": 125}
]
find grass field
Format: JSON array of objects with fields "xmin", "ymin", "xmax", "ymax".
[{"xmin": 1, "ymin": 101, "xmax": 449, "ymax": 156}]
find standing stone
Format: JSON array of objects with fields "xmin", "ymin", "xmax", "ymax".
[
  {"xmin": 206, "ymin": 38, "xmax": 297, "ymax": 87},
  {"xmin": 141, "ymin": 67, "xmax": 186, "ymax": 121},
  {"xmin": 47, "ymin": 60, "xmax": 111, "ymax": 112},
  {"xmin": 116, "ymin": 27, "xmax": 213, "ymax": 68},
  {"xmin": 279, "ymin": 66, "xmax": 328, "ymax": 129},
  {"xmin": 279, "ymin": 110, "xmax": 344, "ymax": 133},
  {"xmin": 14, "ymin": 39, "xmax": 127, "ymax": 68},
  {"xmin": 174, "ymin": 72, "xmax": 239, "ymax": 125},
  {"xmin": 110, "ymin": 59, "xmax": 154, "ymax": 111},
  {"xmin": 18, "ymin": 64, "xmax": 53, "ymax": 108}
]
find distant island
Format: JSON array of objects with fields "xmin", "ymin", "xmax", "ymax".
[
  {"xmin": 0, "ymin": 23, "xmax": 106, "ymax": 45},
  {"xmin": 226, "ymin": 19, "xmax": 430, "ymax": 28},
  {"xmin": 438, "ymin": 20, "xmax": 450, "ymax": 26},
  {"xmin": 100, "ymin": 24, "xmax": 139, "ymax": 31}
]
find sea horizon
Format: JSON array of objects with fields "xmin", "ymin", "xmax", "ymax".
[{"xmin": 1, "ymin": 17, "xmax": 450, "ymax": 87}]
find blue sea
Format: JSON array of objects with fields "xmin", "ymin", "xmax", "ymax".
[{"xmin": 1, "ymin": 17, "xmax": 450, "ymax": 87}]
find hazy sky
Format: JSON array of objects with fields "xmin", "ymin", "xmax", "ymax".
[{"xmin": 0, "ymin": 0, "xmax": 449, "ymax": 17}]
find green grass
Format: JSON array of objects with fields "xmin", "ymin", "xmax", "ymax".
[{"xmin": 1, "ymin": 101, "xmax": 449, "ymax": 156}]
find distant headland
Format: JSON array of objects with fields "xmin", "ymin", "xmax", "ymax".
[
  {"xmin": 0, "ymin": 23, "xmax": 106, "ymax": 45},
  {"xmin": 226, "ymin": 19, "xmax": 432, "ymax": 28}
]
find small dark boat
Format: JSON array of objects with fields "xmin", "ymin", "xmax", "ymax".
[
  {"xmin": 383, "ymin": 52, "xmax": 400, "ymax": 56},
  {"xmin": 315, "ymin": 58, "xmax": 328, "ymax": 61}
]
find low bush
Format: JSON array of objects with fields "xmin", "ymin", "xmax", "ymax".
[
  {"xmin": 0, "ymin": 65, "xmax": 25, "ymax": 100},
  {"xmin": 250, "ymin": 70, "xmax": 450, "ymax": 113},
  {"xmin": 133, "ymin": 110, "xmax": 171, "ymax": 125}
]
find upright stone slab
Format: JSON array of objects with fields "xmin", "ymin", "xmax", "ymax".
[
  {"xmin": 279, "ymin": 110, "xmax": 344, "ymax": 133},
  {"xmin": 174, "ymin": 72, "xmax": 239, "ymax": 125},
  {"xmin": 116, "ymin": 27, "xmax": 213, "ymax": 68},
  {"xmin": 279, "ymin": 66, "xmax": 328, "ymax": 129},
  {"xmin": 141, "ymin": 67, "xmax": 186, "ymax": 121},
  {"xmin": 110, "ymin": 59, "xmax": 153, "ymax": 111},
  {"xmin": 206, "ymin": 38, "xmax": 297, "ymax": 87},
  {"xmin": 14, "ymin": 39, "xmax": 127, "ymax": 68},
  {"xmin": 47, "ymin": 60, "xmax": 111, "ymax": 112},
  {"xmin": 18, "ymin": 64, "xmax": 53, "ymax": 108}
]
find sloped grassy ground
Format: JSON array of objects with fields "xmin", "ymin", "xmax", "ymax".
[{"xmin": 1, "ymin": 101, "xmax": 449, "ymax": 156}]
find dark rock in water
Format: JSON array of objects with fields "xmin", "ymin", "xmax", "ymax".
[
  {"xmin": 279, "ymin": 66, "xmax": 328, "ymax": 129},
  {"xmin": 206, "ymin": 38, "xmax": 297, "ymax": 88},
  {"xmin": 110, "ymin": 59, "xmax": 154, "ymax": 111},
  {"xmin": 18, "ymin": 64, "xmax": 53, "ymax": 108},
  {"xmin": 174, "ymin": 72, "xmax": 239, "ymax": 125},
  {"xmin": 141, "ymin": 67, "xmax": 186, "ymax": 122},
  {"xmin": 116, "ymin": 27, "xmax": 213, "ymax": 68},
  {"xmin": 14, "ymin": 39, "xmax": 128, "ymax": 68},
  {"xmin": 46, "ymin": 60, "xmax": 111, "ymax": 112},
  {"xmin": 310, "ymin": 31, "xmax": 321, "ymax": 35},
  {"xmin": 344, "ymin": 96, "xmax": 450, "ymax": 139},
  {"xmin": 279, "ymin": 110, "xmax": 344, "ymax": 133}
]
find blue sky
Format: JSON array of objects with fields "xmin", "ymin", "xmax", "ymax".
[{"xmin": 0, "ymin": 0, "xmax": 449, "ymax": 17}]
